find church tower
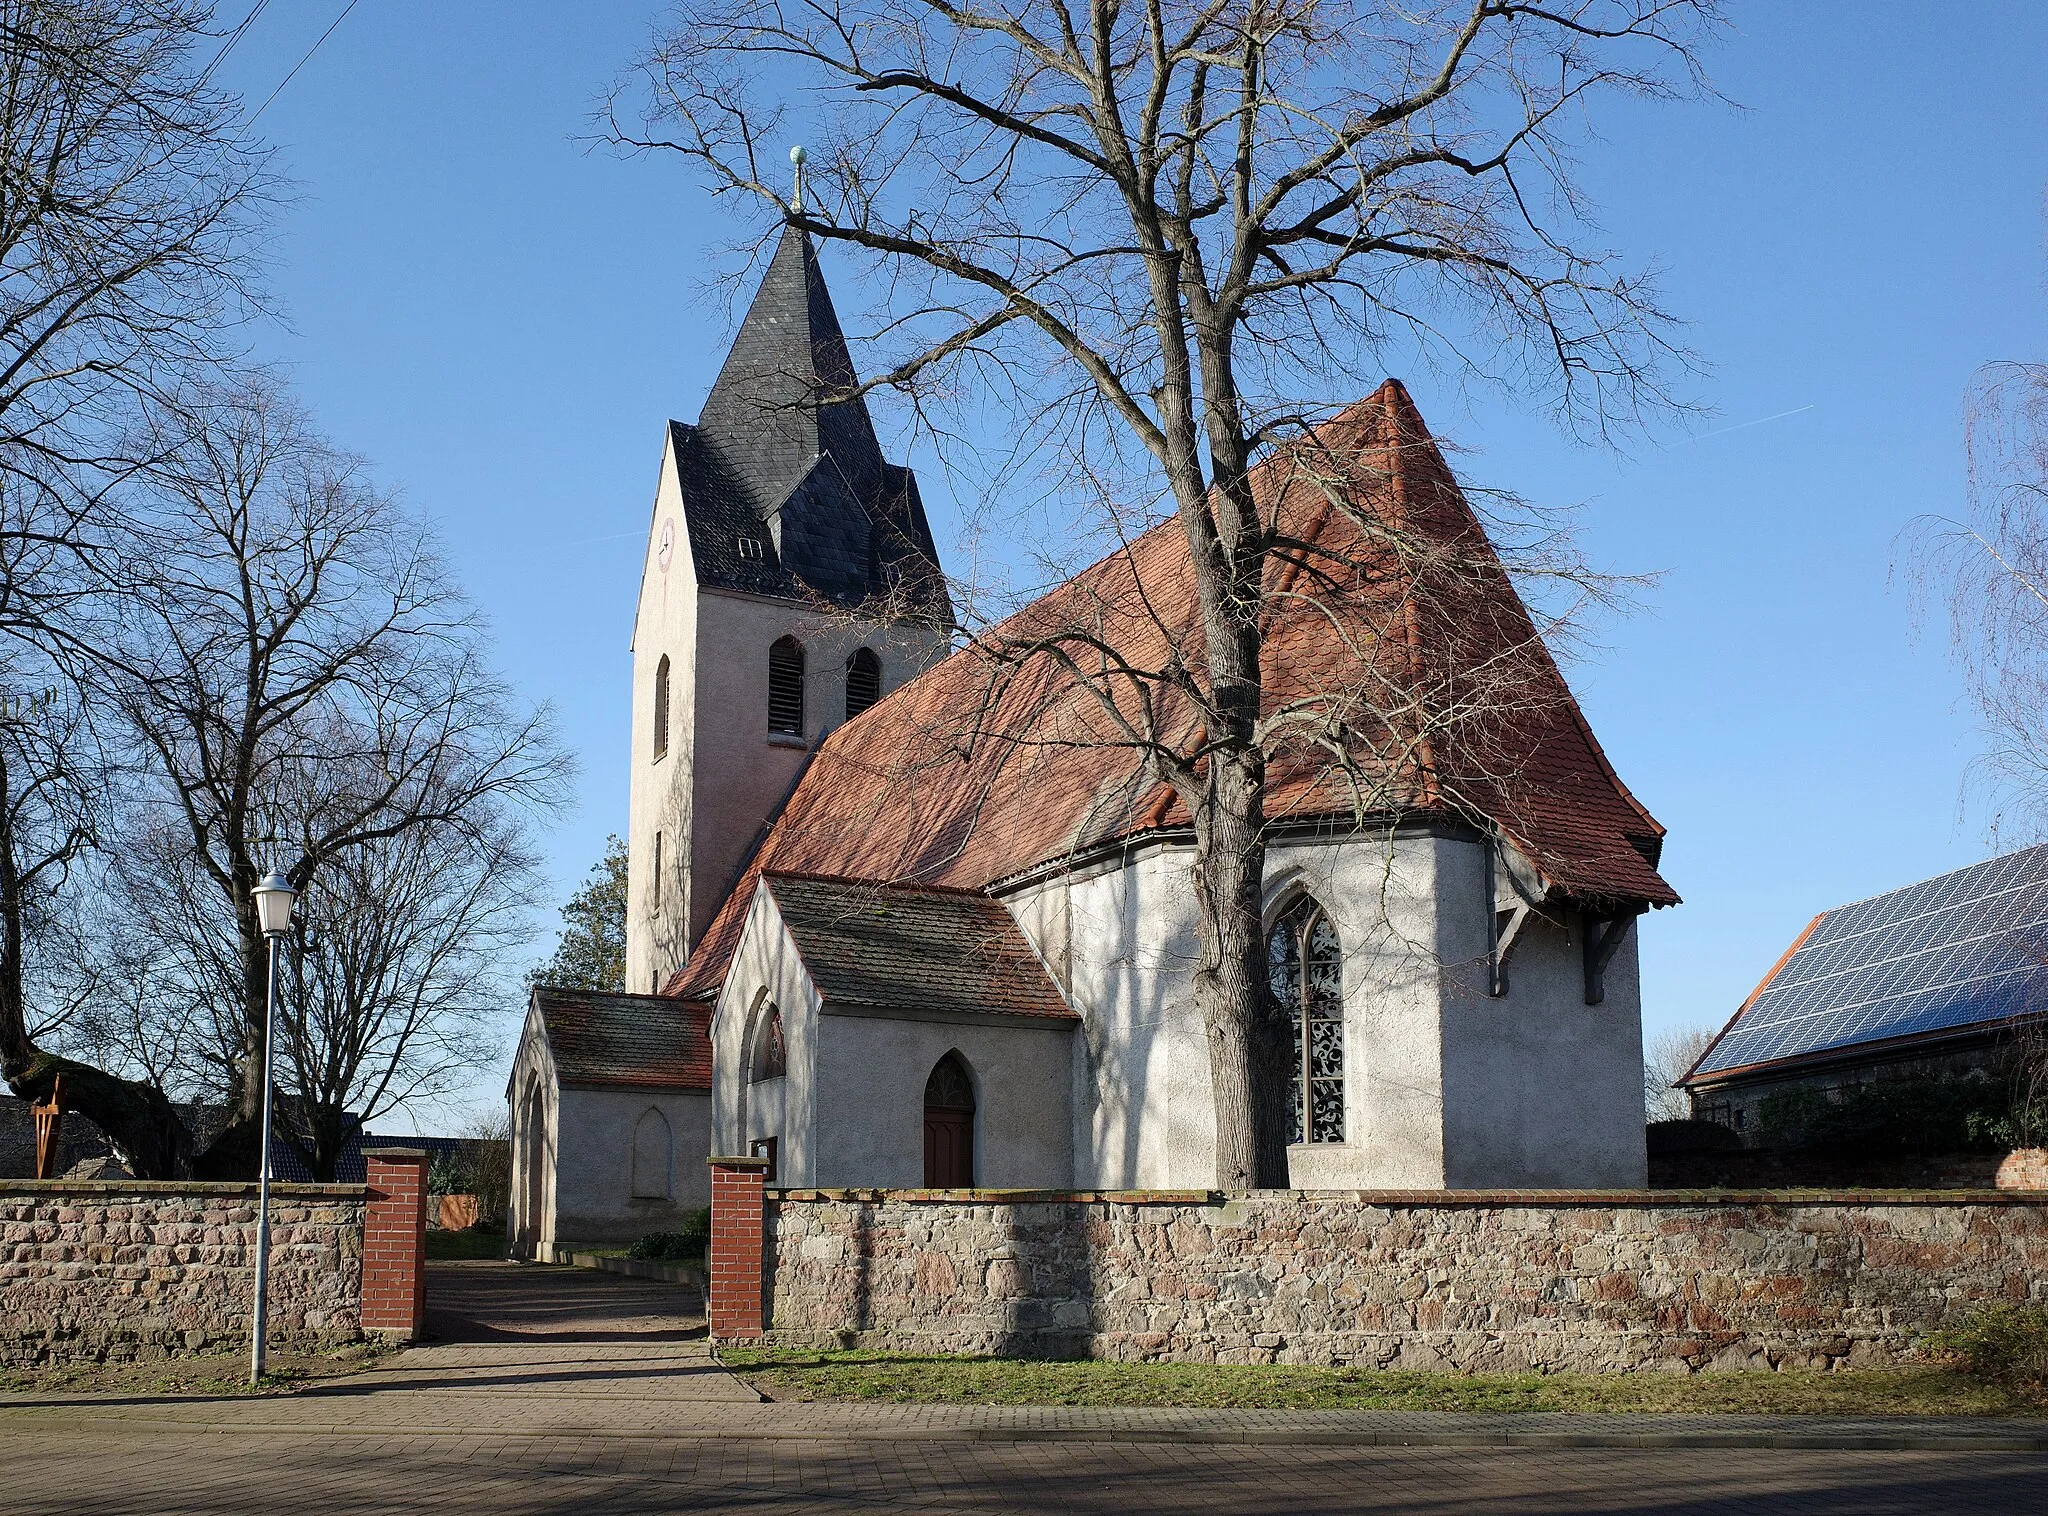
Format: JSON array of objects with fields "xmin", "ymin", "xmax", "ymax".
[{"xmin": 627, "ymin": 226, "xmax": 954, "ymax": 994}]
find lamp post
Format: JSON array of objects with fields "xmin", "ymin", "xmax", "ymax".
[{"xmin": 249, "ymin": 866, "xmax": 296, "ymax": 1385}]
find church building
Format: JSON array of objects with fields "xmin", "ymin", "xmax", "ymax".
[{"xmin": 510, "ymin": 222, "xmax": 1677, "ymax": 1241}]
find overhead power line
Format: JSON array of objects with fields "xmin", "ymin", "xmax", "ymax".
[{"xmin": 248, "ymin": 0, "xmax": 361, "ymax": 125}]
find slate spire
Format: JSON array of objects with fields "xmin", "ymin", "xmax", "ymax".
[
  {"xmin": 697, "ymin": 223, "xmax": 886, "ymax": 519},
  {"xmin": 669, "ymin": 224, "xmax": 949, "ymax": 617}
]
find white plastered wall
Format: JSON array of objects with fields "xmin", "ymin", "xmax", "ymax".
[
  {"xmin": 505, "ymin": 1005, "xmax": 560, "ymax": 1257},
  {"xmin": 549, "ymin": 1085, "xmax": 714, "ymax": 1243},
  {"xmin": 1433, "ymin": 833, "xmax": 1650, "ymax": 1188},
  {"xmin": 1001, "ymin": 829, "xmax": 1651, "ymax": 1192},
  {"xmin": 627, "ymin": 435, "xmax": 702, "ymax": 994},
  {"xmin": 811, "ymin": 1014, "xmax": 1075, "ymax": 1189},
  {"xmin": 711, "ymin": 883, "xmax": 821, "ymax": 1177},
  {"xmin": 710, "ymin": 879, "xmax": 1077, "ymax": 1188}
]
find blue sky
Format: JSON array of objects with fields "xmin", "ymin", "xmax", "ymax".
[{"xmin": 209, "ymin": 4, "xmax": 2048, "ymax": 1125}]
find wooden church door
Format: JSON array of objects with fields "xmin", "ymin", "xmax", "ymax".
[{"xmin": 923, "ymin": 1052, "xmax": 975, "ymax": 1187}]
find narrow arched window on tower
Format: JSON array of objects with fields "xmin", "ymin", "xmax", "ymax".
[
  {"xmin": 768, "ymin": 636, "xmax": 805, "ymax": 735},
  {"xmin": 1267, "ymin": 897, "xmax": 1345, "ymax": 1145},
  {"xmin": 651, "ymin": 831, "xmax": 662, "ymax": 911},
  {"xmin": 653, "ymin": 655, "xmax": 671, "ymax": 760},
  {"xmin": 845, "ymin": 647, "xmax": 881, "ymax": 719}
]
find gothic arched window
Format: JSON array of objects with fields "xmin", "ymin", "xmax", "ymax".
[
  {"xmin": 653, "ymin": 654, "xmax": 671, "ymax": 759},
  {"xmin": 768, "ymin": 636, "xmax": 805, "ymax": 735},
  {"xmin": 845, "ymin": 647, "xmax": 881, "ymax": 719},
  {"xmin": 750, "ymin": 1004, "xmax": 787, "ymax": 1082},
  {"xmin": 1267, "ymin": 897, "xmax": 1345, "ymax": 1145}
]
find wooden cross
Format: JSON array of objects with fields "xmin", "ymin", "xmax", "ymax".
[{"xmin": 32, "ymin": 1073, "xmax": 65, "ymax": 1179}]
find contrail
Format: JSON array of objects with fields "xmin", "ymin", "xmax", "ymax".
[{"xmin": 1684, "ymin": 404, "xmax": 1816, "ymax": 444}]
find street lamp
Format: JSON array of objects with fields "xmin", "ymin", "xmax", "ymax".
[{"xmin": 249, "ymin": 866, "xmax": 296, "ymax": 1385}]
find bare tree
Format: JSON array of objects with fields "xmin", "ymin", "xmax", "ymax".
[
  {"xmin": 1906, "ymin": 357, "xmax": 2048, "ymax": 1151},
  {"xmin": 273, "ymin": 806, "xmax": 540, "ymax": 1181},
  {"xmin": 607, "ymin": 0, "xmax": 1713, "ymax": 1185},
  {"xmin": 1642, "ymin": 1023, "xmax": 1712, "ymax": 1123},
  {"xmin": 78, "ymin": 378, "xmax": 569, "ymax": 1176},
  {"xmin": 1913, "ymin": 362, "xmax": 2048, "ymax": 829},
  {"xmin": 0, "ymin": 0, "xmax": 272, "ymax": 1147}
]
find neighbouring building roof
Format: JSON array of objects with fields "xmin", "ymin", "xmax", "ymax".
[
  {"xmin": 532, "ymin": 986, "xmax": 714, "ymax": 1089},
  {"xmin": 1685, "ymin": 843, "xmax": 2048, "ymax": 1086},
  {"xmin": 670, "ymin": 380, "xmax": 1676, "ymax": 1005},
  {"xmin": 669, "ymin": 224, "xmax": 949, "ymax": 616},
  {"xmin": 763, "ymin": 873, "xmax": 1077, "ymax": 1022}
]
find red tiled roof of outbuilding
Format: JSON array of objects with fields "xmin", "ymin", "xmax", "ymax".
[
  {"xmin": 764, "ymin": 874, "xmax": 1076, "ymax": 1021},
  {"xmin": 672, "ymin": 380, "xmax": 1675, "ymax": 1003},
  {"xmin": 534, "ymin": 986, "xmax": 713, "ymax": 1089}
]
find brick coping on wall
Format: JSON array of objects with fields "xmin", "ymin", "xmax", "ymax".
[
  {"xmin": 0, "ymin": 1179, "xmax": 367, "ymax": 1198},
  {"xmin": 768, "ymin": 1185, "xmax": 2046, "ymax": 1206}
]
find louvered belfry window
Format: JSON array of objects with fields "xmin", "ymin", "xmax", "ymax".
[
  {"xmin": 845, "ymin": 647, "xmax": 881, "ymax": 719},
  {"xmin": 767, "ymin": 636, "xmax": 805, "ymax": 735},
  {"xmin": 1267, "ymin": 897, "xmax": 1345, "ymax": 1144}
]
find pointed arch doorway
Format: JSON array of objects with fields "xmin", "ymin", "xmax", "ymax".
[{"xmin": 923, "ymin": 1052, "xmax": 975, "ymax": 1187}]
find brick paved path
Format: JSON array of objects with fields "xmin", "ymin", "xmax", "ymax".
[{"xmin": 0, "ymin": 1261, "xmax": 2041, "ymax": 1514}]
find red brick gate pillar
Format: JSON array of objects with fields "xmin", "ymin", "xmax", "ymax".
[
  {"xmin": 707, "ymin": 1156, "xmax": 771, "ymax": 1341},
  {"xmin": 362, "ymin": 1148, "xmax": 428, "ymax": 1340}
]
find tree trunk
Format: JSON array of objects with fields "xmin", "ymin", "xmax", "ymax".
[
  {"xmin": 0, "ymin": 1049, "xmax": 196, "ymax": 1179},
  {"xmin": 1189, "ymin": 742, "xmax": 1291, "ymax": 1189}
]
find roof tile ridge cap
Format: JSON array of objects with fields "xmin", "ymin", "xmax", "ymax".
[
  {"xmin": 763, "ymin": 868, "xmax": 990, "ymax": 897},
  {"xmin": 1377, "ymin": 380, "xmax": 1443, "ymax": 809},
  {"xmin": 1684, "ymin": 912, "xmax": 1825, "ymax": 1085}
]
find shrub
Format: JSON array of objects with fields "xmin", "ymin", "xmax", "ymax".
[
  {"xmin": 1926, "ymin": 1306, "xmax": 2048, "ymax": 1389},
  {"xmin": 1755, "ymin": 1073, "xmax": 2011, "ymax": 1155},
  {"xmin": 426, "ymin": 1154, "xmax": 464, "ymax": 1196},
  {"xmin": 630, "ymin": 1210, "xmax": 711, "ymax": 1263}
]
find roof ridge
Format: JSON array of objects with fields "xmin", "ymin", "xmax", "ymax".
[{"xmin": 763, "ymin": 869, "xmax": 992, "ymax": 898}]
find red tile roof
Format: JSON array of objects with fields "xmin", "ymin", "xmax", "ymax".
[
  {"xmin": 764, "ymin": 874, "xmax": 1076, "ymax": 1021},
  {"xmin": 673, "ymin": 381, "xmax": 1675, "ymax": 1003},
  {"xmin": 535, "ymin": 987, "xmax": 713, "ymax": 1089}
]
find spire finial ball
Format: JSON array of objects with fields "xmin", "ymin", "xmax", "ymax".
[{"xmin": 790, "ymin": 144, "xmax": 808, "ymax": 165}]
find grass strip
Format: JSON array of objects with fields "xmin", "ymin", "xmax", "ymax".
[
  {"xmin": 719, "ymin": 1347, "xmax": 2047, "ymax": 1418},
  {"xmin": 0, "ymin": 1340, "xmax": 394, "ymax": 1398}
]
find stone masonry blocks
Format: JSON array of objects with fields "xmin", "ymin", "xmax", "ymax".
[
  {"xmin": 0, "ymin": 1180, "xmax": 366, "ymax": 1367},
  {"xmin": 761, "ymin": 1188, "xmax": 2048, "ymax": 1372}
]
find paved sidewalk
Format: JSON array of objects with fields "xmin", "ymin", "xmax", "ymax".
[{"xmin": 0, "ymin": 1261, "xmax": 2042, "ymax": 1513}]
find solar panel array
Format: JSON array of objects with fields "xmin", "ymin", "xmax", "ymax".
[{"xmin": 1693, "ymin": 843, "xmax": 2048, "ymax": 1076}]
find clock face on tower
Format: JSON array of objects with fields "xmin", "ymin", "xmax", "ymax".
[{"xmin": 657, "ymin": 518, "xmax": 675, "ymax": 574}]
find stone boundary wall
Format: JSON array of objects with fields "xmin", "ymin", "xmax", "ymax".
[
  {"xmin": 759, "ymin": 1188, "xmax": 2048, "ymax": 1372},
  {"xmin": 1, "ymin": 1179, "xmax": 368, "ymax": 1366}
]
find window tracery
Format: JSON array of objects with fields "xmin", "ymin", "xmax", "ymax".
[
  {"xmin": 750, "ymin": 1004, "xmax": 787, "ymax": 1082},
  {"xmin": 1267, "ymin": 897, "xmax": 1345, "ymax": 1144}
]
